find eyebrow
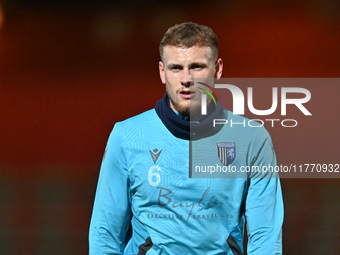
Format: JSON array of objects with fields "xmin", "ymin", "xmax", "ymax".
[
  {"xmin": 166, "ymin": 63, "xmax": 182, "ymax": 69},
  {"xmin": 166, "ymin": 62, "xmax": 208, "ymax": 69},
  {"xmin": 189, "ymin": 62, "xmax": 208, "ymax": 68}
]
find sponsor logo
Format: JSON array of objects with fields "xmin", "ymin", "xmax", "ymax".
[{"xmin": 156, "ymin": 187, "xmax": 231, "ymax": 222}]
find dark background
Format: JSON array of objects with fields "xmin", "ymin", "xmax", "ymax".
[{"xmin": 0, "ymin": 0, "xmax": 339, "ymax": 254}]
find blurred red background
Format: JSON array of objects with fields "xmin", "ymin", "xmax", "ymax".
[{"xmin": 0, "ymin": 1, "xmax": 339, "ymax": 254}]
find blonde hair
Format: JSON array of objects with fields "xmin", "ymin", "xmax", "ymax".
[{"xmin": 159, "ymin": 22, "xmax": 219, "ymax": 61}]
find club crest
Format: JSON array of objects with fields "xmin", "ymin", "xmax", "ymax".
[{"xmin": 217, "ymin": 142, "xmax": 236, "ymax": 166}]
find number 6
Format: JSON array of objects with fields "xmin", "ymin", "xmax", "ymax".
[{"xmin": 148, "ymin": 165, "xmax": 161, "ymax": 186}]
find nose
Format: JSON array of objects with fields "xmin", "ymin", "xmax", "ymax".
[{"xmin": 180, "ymin": 68, "xmax": 192, "ymax": 87}]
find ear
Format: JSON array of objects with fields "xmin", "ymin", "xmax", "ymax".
[
  {"xmin": 215, "ymin": 58, "xmax": 223, "ymax": 80},
  {"xmin": 159, "ymin": 61, "xmax": 166, "ymax": 84}
]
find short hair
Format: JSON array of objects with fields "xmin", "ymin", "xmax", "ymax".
[{"xmin": 159, "ymin": 22, "xmax": 219, "ymax": 62}]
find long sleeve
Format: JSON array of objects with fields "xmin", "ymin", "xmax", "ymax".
[
  {"xmin": 245, "ymin": 127, "xmax": 284, "ymax": 254},
  {"xmin": 89, "ymin": 123, "xmax": 132, "ymax": 254}
]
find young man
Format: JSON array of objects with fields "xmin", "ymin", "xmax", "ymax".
[{"xmin": 89, "ymin": 22, "xmax": 283, "ymax": 254}]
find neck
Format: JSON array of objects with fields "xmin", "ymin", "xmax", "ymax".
[{"xmin": 155, "ymin": 93, "xmax": 225, "ymax": 140}]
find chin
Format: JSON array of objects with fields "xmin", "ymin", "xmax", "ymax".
[
  {"xmin": 189, "ymin": 102, "xmax": 201, "ymax": 116},
  {"xmin": 169, "ymin": 95, "xmax": 201, "ymax": 118},
  {"xmin": 180, "ymin": 106, "xmax": 201, "ymax": 119},
  {"xmin": 175, "ymin": 103, "xmax": 190, "ymax": 116}
]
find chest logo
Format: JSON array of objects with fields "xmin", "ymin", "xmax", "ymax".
[
  {"xmin": 149, "ymin": 149, "xmax": 162, "ymax": 164},
  {"xmin": 217, "ymin": 142, "xmax": 236, "ymax": 166}
]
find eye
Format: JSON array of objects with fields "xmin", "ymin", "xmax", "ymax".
[
  {"xmin": 192, "ymin": 65, "xmax": 204, "ymax": 70},
  {"xmin": 170, "ymin": 65, "xmax": 182, "ymax": 72}
]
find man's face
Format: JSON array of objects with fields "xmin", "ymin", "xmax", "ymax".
[{"xmin": 159, "ymin": 45, "xmax": 223, "ymax": 118}]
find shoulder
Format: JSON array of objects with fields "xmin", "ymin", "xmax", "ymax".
[
  {"xmin": 112, "ymin": 109, "xmax": 159, "ymax": 132},
  {"xmin": 107, "ymin": 109, "xmax": 165, "ymax": 144}
]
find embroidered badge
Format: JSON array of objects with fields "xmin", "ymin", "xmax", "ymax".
[{"xmin": 217, "ymin": 142, "xmax": 236, "ymax": 166}]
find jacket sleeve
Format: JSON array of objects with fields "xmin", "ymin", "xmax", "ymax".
[
  {"xmin": 245, "ymin": 127, "xmax": 284, "ymax": 254},
  {"xmin": 89, "ymin": 123, "xmax": 132, "ymax": 254}
]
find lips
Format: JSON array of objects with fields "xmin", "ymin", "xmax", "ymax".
[{"xmin": 180, "ymin": 90, "xmax": 196, "ymax": 99}]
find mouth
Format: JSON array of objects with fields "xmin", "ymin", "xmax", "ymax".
[{"xmin": 180, "ymin": 90, "xmax": 196, "ymax": 99}]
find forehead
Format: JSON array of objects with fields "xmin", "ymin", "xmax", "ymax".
[{"xmin": 162, "ymin": 45, "xmax": 213, "ymax": 64}]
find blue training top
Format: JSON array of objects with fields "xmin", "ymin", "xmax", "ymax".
[{"xmin": 89, "ymin": 93, "xmax": 283, "ymax": 255}]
